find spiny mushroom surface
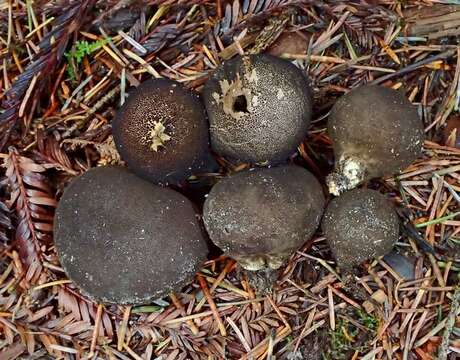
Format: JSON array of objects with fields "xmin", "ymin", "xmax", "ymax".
[
  {"xmin": 322, "ymin": 188, "xmax": 399, "ymax": 269},
  {"xmin": 112, "ymin": 78, "xmax": 210, "ymax": 184},
  {"xmin": 326, "ymin": 85, "xmax": 424, "ymax": 196},
  {"xmin": 203, "ymin": 54, "xmax": 312, "ymax": 164},
  {"xmin": 203, "ymin": 165, "xmax": 324, "ymax": 273},
  {"xmin": 54, "ymin": 166, "xmax": 208, "ymax": 304}
]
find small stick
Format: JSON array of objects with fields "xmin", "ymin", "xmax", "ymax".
[
  {"xmin": 266, "ymin": 295, "xmax": 290, "ymax": 330},
  {"xmin": 89, "ymin": 303, "xmax": 103, "ymax": 356},
  {"xmin": 294, "ymin": 308, "xmax": 317, "ymax": 352},
  {"xmin": 438, "ymin": 286, "xmax": 460, "ymax": 360},
  {"xmin": 162, "ymin": 309, "xmax": 230, "ymax": 325},
  {"xmin": 169, "ymin": 293, "xmax": 199, "ymax": 335},
  {"xmin": 328, "ymin": 287, "xmax": 335, "ymax": 330},
  {"xmin": 195, "ymin": 259, "xmax": 235, "ymax": 311},
  {"xmin": 370, "ymin": 49, "xmax": 457, "ymax": 85},
  {"xmin": 197, "ymin": 275, "xmax": 226, "ymax": 336},
  {"xmin": 117, "ymin": 305, "xmax": 131, "ymax": 351},
  {"xmin": 123, "ymin": 343, "xmax": 144, "ymax": 360},
  {"xmin": 226, "ymin": 317, "xmax": 251, "ymax": 352},
  {"xmin": 329, "ymin": 284, "xmax": 362, "ymax": 309}
]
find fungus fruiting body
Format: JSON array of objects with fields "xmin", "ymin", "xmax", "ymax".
[
  {"xmin": 326, "ymin": 85, "xmax": 424, "ymax": 195},
  {"xmin": 322, "ymin": 188, "xmax": 399, "ymax": 269},
  {"xmin": 203, "ymin": 165, "xmax": 324, "ymax": 284},
  {"xmin": 112, "ymin": 78, "xmax": 210, "ymax": 184},
  {"xmin": 54, "ymin": 166, "xmax": 208, "ymax": 304},
  {"xmin": 203, "ymin": 54, "xmax": 312, "ymax": 164}
]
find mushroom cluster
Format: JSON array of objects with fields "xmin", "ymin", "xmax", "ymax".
[
  {"xmin": 322, "ymin": 85, "xmax": 423, "ymax": 270},
  {"xmin": 53, "ymin": 53, "xmax": 424, "ymax": 304}
]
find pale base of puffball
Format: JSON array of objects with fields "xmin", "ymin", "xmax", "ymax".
[
  {"xmin": 235, "ymin": 252, "xmax": 292, "ymax": 294},
  {"xmin": 242, "ymin": 267, "xmax": 278, "ymax": 295},
  {"xmin": 326, "ymin": 156, "xmax": 366, "ymax": 196},
  {"xmin": 236, "ymin": 252, "xmax": 291, "ymax": 271}
]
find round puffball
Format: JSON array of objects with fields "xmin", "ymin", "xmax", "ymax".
[
  {"xmin": 203, "ymin": 54, "xmax": 312, "ymax": 164},
  {"xmin": 327, "ymin": 85, "xmax": 424, "ymax": 195},
  {"xmin": 322, "ymin": 188, "xmax": 399, "ymax": 269},
  {"xmin": 203, "ymin": 165, "xmax": 324, "ymax": 271},
  {"xmin": 112, "ymin": 78, "xmax": 210, "ymax": 184},
  {"xmin": 54, "ymin": 166, "xmax": 208, "ymax": 304}
]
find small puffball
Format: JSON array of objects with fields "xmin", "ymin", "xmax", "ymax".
[{"xmin": 322, "ymin": 188, "xmax": 399, "ymax": 269}]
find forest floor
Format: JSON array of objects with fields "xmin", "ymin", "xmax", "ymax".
[{"xmin": 0, "ymin": 1, "xmax": 459, "ymax": 359}]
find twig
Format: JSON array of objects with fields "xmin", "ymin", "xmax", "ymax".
[
  {"xmin": 89, "ymin": 303, "xmax": 103, "ymax": 356},
  {"xmin": 169, "ymin": 293, "xmax": 199, "ymax": 335},
  {"xmin": 370, "ymin": 49, "xmax": 457, "ymax": 85},
  {"xmin": 117, "ymin": 306, "xmax": 131, "ymax": 351},
  {"xmin": 438, "ymin": 285, "xmax": 460, "ymax": 360},
  {"xmin": 197, "ymin": 275, "xmax": 226, "ymax": 336}
]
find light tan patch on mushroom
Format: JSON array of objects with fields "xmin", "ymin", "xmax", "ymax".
[
  {"xmin": 276, "ymin": 88, "xmax": 285, "ymax": 100},
  {"xmin": 326, "ymin": 155, "xmax": 367, "ymax": 196},
  {"xmin": 245, "ymin": 68, "xmax": 258, "ymax": 84},
  {"xmin": 212, "ymin": 74, "xmax": 255, "ymax": 120},
  {"xmin": 147, "ymin": 121, "xmax": 171, "ymax": 152}
]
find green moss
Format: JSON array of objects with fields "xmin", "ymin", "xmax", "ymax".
[
  {"xmin": 65, "ymin": 38, "xmax": 110, "ymax": 81},
  {"xmin": 325, "ymin": 310, "xmax": 379, "ymax": 359},
  {"xmin": 356, "ymin": 309, "xmax": 378, "ymax": 331}
]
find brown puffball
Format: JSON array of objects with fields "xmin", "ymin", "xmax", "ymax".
[
  {"xmin": 322, "ymin": 188, "xmax": 399, "ymax": 269},
  {"xmin": 203, "ymin": 54, "xmax": 312, "ymax": 164},
  {"xmin": 326, "ymin": 85, "xmax": 424, "ymax": 195},
  {"xmin": 203, "ymin": 165, "xmax": 324, "ymax": 272},
  {"xmin": 54, "ymin": 166, "xmax": 208, "ymax": 304},
  {"xmin": 112, "ymin": 78, "xmax": 210, "ymax": 184}
]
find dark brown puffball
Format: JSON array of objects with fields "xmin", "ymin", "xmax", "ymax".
[
  {"xmin": 322, "ymin": 188, "xmax": 399, "ymax": 269},
  {"xmin": 326, "ymin": 85, "xmax": 424, "ymax": 195},
  {"xmin": 54, "ymin": 166, "xmax": 208, "ymax": 304},
  {"xmin": 112, "ymin": 78, "xmax": 210, "ymax": 184},
  {"xmin": 203, "ymin": 165, "xmax": 324, "ymax": 271},
  {"xmin": 203, "ymin": 54, "xmax": 312, "ymax": 164}
]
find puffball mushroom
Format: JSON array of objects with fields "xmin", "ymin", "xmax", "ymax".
[
  {"xmin": 54, "ymin": 166, "xmax": 208, "ymax": 304},
  {"xmin": 326, "ymin": 85, "xmax": 424, "ymax": 196},
  {"xmin": 322, "ymin": 188, "xmax": 399, "ymax": 269},
  {"xmin": 203, "ymin": 54, "xmax": 312, "ymax": 164},
  {"xmin": 112, "ymin": 78, "xmax": 210, "ymax": 184},
  {"xmin": 203, "ymin": 165, "xmax": 324, "ymax": 273}
]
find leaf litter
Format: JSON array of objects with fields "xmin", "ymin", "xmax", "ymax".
[{"xmin": 0, "ymin": 1, "xmax": 459, "ymax": 359}]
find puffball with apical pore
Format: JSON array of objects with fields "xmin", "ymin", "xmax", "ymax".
[{"xmin": 203, "ymin": 54, "xmax": 313, "ymax": 164}]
